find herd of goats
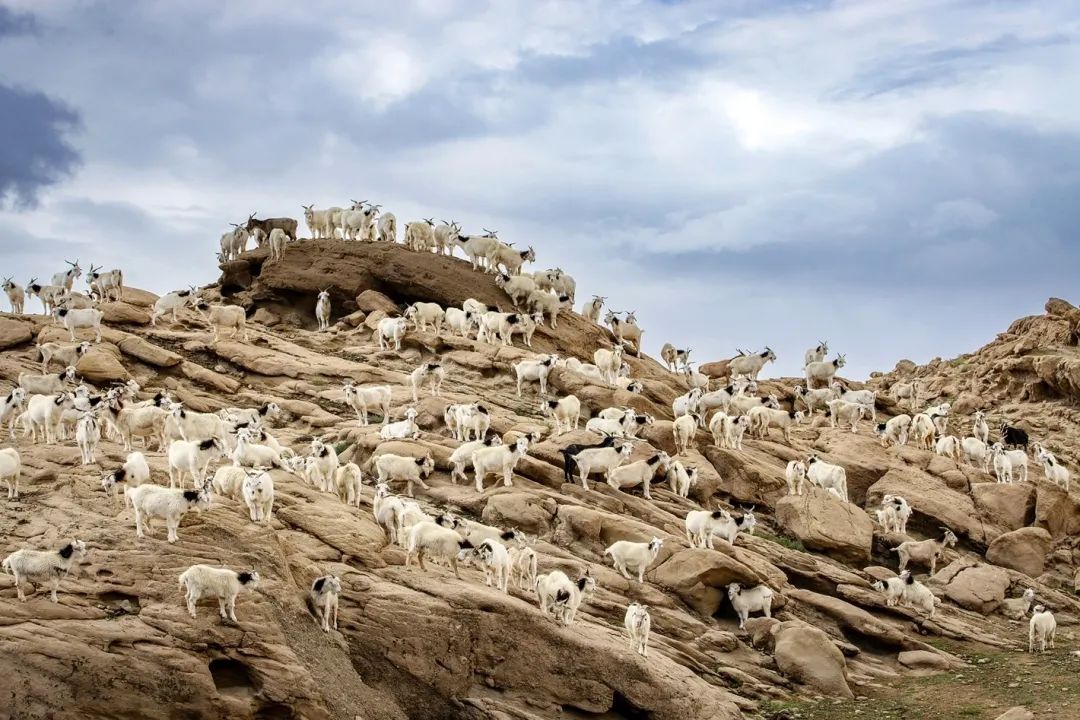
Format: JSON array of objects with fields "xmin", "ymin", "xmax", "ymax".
[{"xmin": 0, "ymin": 202, "xmax": 1069, "ymax": 660}]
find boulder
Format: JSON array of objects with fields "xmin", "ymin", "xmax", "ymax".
[
  {"xmin": 897, "ymin": 650, "xmax": 959, "ymax": 671},
  {"xmin": 940, "ymin": 561, "xmax": 1009, "ymax": 614},
  {"xmin": 118, "ymin": 287, "xmax": 158, "ymax": 307},
  {"xmin": 0, "ymin": 317, "xmax": 33, "ymax": 349},
  {"xmin": 993, "ymin": 709, "xmax": 1034, "ymax": 720},
  {"xmin": 773, "ymin": 621, "xmax": 853, "ymax": 699},
  {"xmin": 774, "ymin": 490, "xmax": 873, "ymax": 563},
  {"xmin": 972, "ymin": 483, "xmax": 1036, "ymax": 533},
  {"xmin": 481, "ymin": 492, "xmax": 558, "ymax": 535},
  {"xmin": 648, "ymin": 548, "xmax": 762, "ymax": 617},
  {"xmin": 985, "ymin": 527, "xmax": 1052, "ymax": 577},
  {"xmin": 98, "ymin": 302, "xmax": 150, "ymax": 325},
  {"xmin": 1034, "ymin": 483, "xmax": 1080, "ymax": 540},
  {"xmin": 116, "ymin": 335, "xmax": 182, "ymax": 368},
  {"xmin": 252, "ymin": 307, "xmax": 280, "ymax": 326},
  {"xmin": 75, "ymin": 347, "xmax": 129, "ymax": 383},
  {"xmin": 355, "ymin": 290, "xmax": 399, "ymax": 315},
  {"xmin": 867, "ymin": 468, "xmax": 988, "ymax": 544}
]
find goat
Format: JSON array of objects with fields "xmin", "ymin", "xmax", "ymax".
[
  {"xmin": 748, "ymin": 407, "xmax": 804, "ymax": 442},
  {"xmin": 2, "ymin": 277, "xmax": 25, "ymax": 313},
  {"xmin": 972, "ymin": 410, "xmax": 990, "ymax": 444},
  {"xmin": 2, "ymin": 539, "xmax": 87, "ymax": 602},
  {"xmin": 803, "ymin": 340, "xmax": 828, "ymax": 368},
  {"xmin": 0, "ymin": 447, "xmax": 21, "ymax": 499},
  {"xmin": 315, "ymin": 290, "xmax": 332, "ymax": 330},
  {"xmin": 991, "ymin": 442, "xmax": 1029, "ymax": 482},
  {"xmin": 892, "ymin": 529, "xmax": 958, "ymax": 575},
  {"xmin": 666, "ymin": 459, "xmax": 698, "ymax": 498},
  {"xmin": 536, "ymin": 569, "xmax": 596, "ymax": 626},
  {"xmin": 785, "ymin": 460, "xmax": 807, "ymax": 496},
  {"xmin": 540, "ymin": 395, "xmax": 581, "ymax": 435},
  {"xmin": 37, "ymin": 341, "xmax": 91, "ymax": 372},
  {"xmin": 375, "ymin": 453, "xmax": 434, "ymax": 498},
  {"xmin": 150, "ymin": 288, "xmax": 199, "ymax": 325},
  {"xmin": 55, "ymin": 307, "xmax": 105, "ymax": 343},
  {"xmin": 376, "ymin": 317, "xmax": 409, "ymax": 351},
  {"xmin": 899, "ymin": 571, "xmax": 939, "ymax": 618},
  {"xmin": 86, "ymin": 265, "xmax": 124, "ymax": 302},
  {"xmin": 201, "ymin": 304, "xmax": 248, "ymax": 341},
  {"xmin": 410, "ymin": 361, "xmax": 445, "ymax": 402},
  {"xmin": 728, "ymin": 347, "xmax": 776, "ymax": 381},
  {"xmin": 178, "ymin": 565, "xmax": 259, "ymax": 622},
  {"xmin": 805, "ymin": 354, "xmax": 846, "ymax": 389},
  {"xmin": 167, "ymin": 438, "xmax": 225, "ymax": 488},
  {"xmin": 999, "ymin": 422, "xmax": 1029, "ymax": 452},
  {"xmin": 458, "ymin": 538, "xmax": 512, "ymax": 592},
  {"xmin": 246, "ymin": 212, "xmax": 298, "ymax": 243},
  {"xmin": 605, "ymin": 538, "xmax": 662, "ymax": 583},
  {"xmin": 1036, "ymin": 446, "xmax": 1071, "ymax": 491},
  {"xmin": 127, "ymin": 484, "xmax": 212, "ymax": 543},
  {"xmin": 19, "ymin": 366, "xmax": 77, "ymax": 396},
  {"xmin": 875, "ymin": 414, "xmax": 912, "ymax": 448},
  {"xmin": 406, "ymin": 521, "xmax": 472, "ymax": 578},
  {"xmin": 308, "ymin": 575, "xmax": 342, "ymax": 632},
  {"xmin": 404, "ymin": 302, "xmax": 446, "ymax": 334},
  {"xmin": 624, "ymin": 603, "xmax": 651, "ymax": 657},
  {"xmin": 513, "ymin": 355, "xmax": 558, "ymax": 396},
  {"xmin": 805, "ymin": 455, "xmax": 848, "ymax": 502},
  {"xmin": 1028, "ymin": 606, "xmax": 1056, "ymax": 653},
  {"xmin": 606, "ymin": 452, "xmax": 671, "ymax": 500},
  {"xmin": 473, "ymin": 437, "xmax": 529, "ymax": 492},
  {"xmin": 581, "ymin": 295, "xmax": 606, "ymax": 323},
  {"xmin": 241, "ymin": 469, "xmax": 274, "ymax": 523},
  {"xmin": 380, "ymin": 408, "xmax": 420, "ymax": 440},
  {"xmin": 343, "ymin": 382, "xmax": 392, "ymax": 426},
  {"xmin": 727, "ymin": 583, "xmax": 774, "ymax": 629},
  {"xmin": 909, "ymin": 413, "xmax": 937, "ymax": 450}
]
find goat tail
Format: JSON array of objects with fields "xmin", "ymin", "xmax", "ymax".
[{"xmin": 1, "ymin": 557, "xmax": 10, "ymax": 575}]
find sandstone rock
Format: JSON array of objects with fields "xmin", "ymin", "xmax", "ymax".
[
  {"xmin": 972, "ymin": 483, "xmax": 1035, "ymax": 533},
  {"xmin": 481, "ymin": 491, "xmax": 558, "ymax": 534},
  {"xmin": 985, "ymin": 527, "xmax": 1052, "ymax": 577},
  {"xmin": 994, "ymin": 708, "xmax": 1034, "ymax": 720},
  {"xmin": 897, "ymin": 650, "xmax": 959, "ymax": 671},
  {"xmin": 775, "ymin": 490, "xmax": 873, "ymax": 563},
  {"xmin": 363, "ymin": 309, "xmax": 388, "ymax": 330},
  {"xmin": 116, "ymin": 286, "xmax": 157, "ymax": 306},
  {"xmin": 773, "ymin": 621, "xmax": 853, "ymax": 699},
  {"xmin": 75, "ymin": 347, "xmax": 129, "ymax": 383},
  {"xmin": 867, "ymin": 468, "xmax": 988, "ymax": 544},
  {"xmin": 339, "ymin": 309, "xmax": 367, "ymax": 328},
  {"xmin": 1034, "ymin": 482, "xmax": 1080, "ymax": 539},
  {"xmin": 116, "ymin": 335, "xmax": 183, "ymax": 367},
  {"xmin": 0, "ymin": 317, "xmax": 33, "ymax": 349},
  {"xmin": 98, "ymin": 301, "xmax": 150, "ymax": 325},
  {"xmin": 651, "ymin": 548, "xmax": 763, "ymax": 616},
  {"xmin": 356, "ymin": 289, "xmax": 400, "ymax": 314},
  {"xmin": 252, "ymin": 307, "xmax": 280, "ymax": 326},
  {"xmin": 940, "ymin": 561, "xmax": 1009, "ymax": 614}
]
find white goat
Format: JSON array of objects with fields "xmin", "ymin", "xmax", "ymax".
[
  {"xmin": 473, "ymin": 437, "xmax": 529, "ymax": 492},
  {"xmin": 909, "ymin": 413, "xmax": 937, "ymax": 450},
  {"xmin": 375, "ymin": 453, "xmax": 434, "ymax": 498},
  {"xmin": 241, "ymin": 470, "xmax": 274, "ymax": 523},
  {"xmin": 2, "ymin": 277, "xmax": 25, "ymax": 313},
  {"xmin": 449, "ymin": 436, "xmax": 502, "ymax": 484},
  {"xmin": 127, "ymin": 484, "xmax": 212, "ymax": 542},
  {"xmin": 624, "ymin": 603, "xmax": 652, "ymax": 657},
  {"xmin": 150, "ymin": 288, "xmax": 198, "ymax": 325},
  {"xmin": 459, "ymin": 538, "xmax": 512, "ymax": 592},
  {"xmin": 535, "ymin": 569, "xmax": 596, "ymax": 626},
  {"xmin": 37, "ymin": 341, "xmax": 91, "ymax": 372},
  {"xmin": 404, "ymin": 302, "xmax": 446, "ymax": 334},
  {"xmin": 892, "ymin": 529, "xmax": 958, "ymax": 576},
  {"xmin": 513, "ymin": 355, "xmax": 558, "ymax": 396},
  {"xmin": 785, "ymin": 460, "xmax": 807, "ymax": 496},
  {"xmin": 167, "ymin": 438, "xmax": 224, "ymax": 488},
  {"xmin": 541, "ymin": 395, "xmax": 581, "ymax": 435},
  {"xmin": 875, "ymin": 414, "xmax": 912, "ymax": 448},
  {"xmin": 899, "ymin": 571, "xmax": 939, "ymax": 619},
  {"xmin": 178, "ymin": 565, "xmax": 259, "ymax": 622},
  {"xmin": 805, "ymin": 355, "xmax": 846, "ymax": 389},
  {"xmin": 728, "ymin": 348, "xmax": 776, "ymax": 381},
  {"xmin": 805, "ymin": 455, "xmax": 848, "ymax": 502},
  {"xmin": 991, "ymin": 442, "xmax": 1028, "ymax": 482},
  {"xmin": 380, "ymin": 408, "xmax": 420, "ymax": 440},
  {"xmin": 606, "ymin": 452, "xmax": 671, "ymax": 500},
  {"xmin": 972, "ymin": 410, "xmax": 990, "ymax": 444},
  {"xmin": 1036, "ymin": 447, "xmax": 1071, "ymax": 491},
  {"xmin": 315, "ymin": 290, "xmax": 332, "ymax": 330},
  {"xmin": 0, "ymin": 447, "xmax": 21, "ymax": 499},
  {"xmin": 1028, "ymin": 606, "xmax": 1056, "ymax": 653},
  {"xmin": 203, "ymin": 304, "xmax": 248, "ymax": 341},
  {"xmin": 343, "ymin": 382, "xmax": 392, "ymax": 426},
  {"xmin": 19, "ymin": 366, "xmax": 77, "ymax": 396},
  {"xmin": 571, "ymin": 442, "xmax": 634, "ymax": 490},
  {"xmin": 2, "ymin": 539, "xmax": 87, "ymax": 602},
  {"xmin": 376, "ymin": 317, "xmax": 409, "ymax": 350},
  {"xmin": 406, "ymin": 521, "xmax": 472, "ymax": 578},
  {"xmin": 605, "ymin": 537, "xmax": 663, "ymax": 583},
  {"xmin": 308, "ymin": 575, "xmax": 342, "ymax": 632},
  {"xmin": 410, "ymin": 361, "xmax": 445, "ymax": 402},
  {"xmin": 727, "ymin": 583, "xmax": 774, "ymax": 629},
  {"xmin": 75, "ymin": 412, "xmax": 101, "ymax": 464},
  {"xmin": 666, "ymin": 460, "xmax": 698, "ymax": 498},
  {"xmin": 53, "ymin": 307, "xmax": 104, "ymax": 342},
  {"xmin": 748, "ymin": 407, "xmax": 804, "ymax": 442}
]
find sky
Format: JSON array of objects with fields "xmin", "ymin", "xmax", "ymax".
[{"xmin": 1, "ymin": 0, "xmax": 1078, "ymax": 379}]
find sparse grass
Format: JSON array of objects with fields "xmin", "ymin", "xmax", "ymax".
[
  {"xmin": 758, "ymin": 530, "xmax": 806, "ymax": 552},
  {"xmin": 748, "ymin": 639, "xmax": 1080, "ymax": 720},
  {"xmin": 333, "ymin": 441, "xmax": 351, "ymax": 455}
]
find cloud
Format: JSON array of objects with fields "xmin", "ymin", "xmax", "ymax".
[
  {"xmin": 0, "ymin": 0, "xmax": 1077, "ymax": 378},
  {"xmin": 0, "ymin": 84, "xmax": 81, "ymax": 208}
]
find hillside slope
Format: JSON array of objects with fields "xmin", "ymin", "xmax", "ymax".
[{"xmin": 1, "ymin": 240, "xmax": 1078, "ymax": 720}]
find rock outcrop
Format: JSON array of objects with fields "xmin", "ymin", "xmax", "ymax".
[{"xmin": 1, "ymin": 240, "xmax": 1078, "ymax": 719}]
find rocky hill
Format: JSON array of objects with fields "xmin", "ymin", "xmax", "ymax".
[{"xmin": 1, "ymin": 240, "xmax": 1078, "ymax": 720}]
